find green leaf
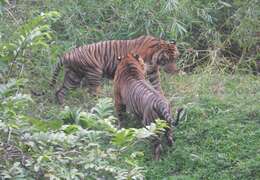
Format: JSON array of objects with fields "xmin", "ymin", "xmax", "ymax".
[
  {"xmin": 112, "ymin": 128, "xmax": 136, "ymax": 147},
  {"xmin": 219, "ymin": 0, "xmax": 232, "ymax": 7},
  {"xmin": 135, "ymin": 127, "xmax": 154, "ymax": 139},
  {"xmin": 63, "ymin": 124, "xmax": 80, "ymax": 134},
  {"xmin": 91, "ymin": 98, "xmax": 114, "ymax": 119},
  {"xmin": 22, "ymin": 116, "xmax": 63, "ymax": 131},
  {"xmin": 79, "ymin": 115, "xmax": 97, "ymax": 129}
]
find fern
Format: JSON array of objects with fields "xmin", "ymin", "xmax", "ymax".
[
  {"xmin": 91, "ymin": 97, "xmax": 114, "ymax": 119},
  {"xmin": 59, "ymin": 106, "xmax": 82, "ymax": 124}
]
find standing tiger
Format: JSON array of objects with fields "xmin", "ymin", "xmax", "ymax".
[
  {"xmin": 51, "ymin": 35, "xmax": 180, "ymax": 104},
  {"xmin": 114, "ymin": 53, "xmax": 179, "ymax": 160}
]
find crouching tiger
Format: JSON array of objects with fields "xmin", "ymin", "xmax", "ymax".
[
  {"xmin": 114, "ymin": 53, "xmax": 179, "ymax": 160},
  {"xmin": 50, "ymin": 35, "xmax": 180, "ymax": 104}
]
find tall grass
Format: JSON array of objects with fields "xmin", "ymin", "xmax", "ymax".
[{"xmin": 1, "ymin": 0, "xmax": 259, "ymax": 76}]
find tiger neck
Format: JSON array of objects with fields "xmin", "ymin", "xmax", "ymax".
[{"xmin": 133, "ymin": 37, "xmax": 160, "ymax": 63}]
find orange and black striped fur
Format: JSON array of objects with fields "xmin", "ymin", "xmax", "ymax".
[
  {"xmin": 51, "ymin": 35, "xmax": 180, "ymax": 104},
  {"xmin": 114, "ymin": 53, "xmax": 178, "ymax": 160}
]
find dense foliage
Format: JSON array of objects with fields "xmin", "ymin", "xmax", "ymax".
[
  {"xmin": 0, "ymin": 0, "xmax": 259, "ymax": 179},
  {"xmin": 1, "ymin": 0, "xmax": 259, "ymax": 76},
  {"xmin": 0, "ymin": 79, "xmax": 169, "ymax": 179}
]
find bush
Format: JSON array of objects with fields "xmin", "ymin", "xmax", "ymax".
[{"xmin": 0, "ymin": 79, "xmax": 169, "ymax": 179}]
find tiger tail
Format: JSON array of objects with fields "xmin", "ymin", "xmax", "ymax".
[{"xmin": 50, "ymin": 56, "xmax": 64, "ymax": 88}]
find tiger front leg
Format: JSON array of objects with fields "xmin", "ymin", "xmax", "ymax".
[
  {"xmin": 55, "ymin": 87, "xmax": 66, "ymax": 105},
  {"xmin": 86, "ymin": 71, "xmax": 102, "ymax": 97},
  {"xmin": 146, "ymin": 66, "xmax": 164, "ymax": 95},
  {"xmin": 153, "ymin": 137, "xmax": 163, "ymax": 161},
  {"xmin": 165, "ymin": 125, "xmax": 174, "ymax": 146},
  {"xmin": 114, "ymin": 95, "xmax": 126, "ymax": 129}
]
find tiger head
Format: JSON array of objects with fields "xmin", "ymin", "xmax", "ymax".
[
  {"xmin": 117, "ymin": 53, "xmax": 145, "ymax": 71},
  {"xmin": 132, "ymin": 53, "xmax": 145, "ymax": 70},
  {"xmin": 154, "ymin": 40, "xmax": 180, "ymax": 74}
]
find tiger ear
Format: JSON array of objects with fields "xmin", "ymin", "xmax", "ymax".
[
  {"xmin": 169, "ymin": 40, "xmax": 176, "ymax": 45},
  {"xmin": 159, "ymin": 32, "xmax": 164, "ymax": 40},
  {"xmin": 132, "ymin": 53, "xmax": 140, "ymax": 61}
]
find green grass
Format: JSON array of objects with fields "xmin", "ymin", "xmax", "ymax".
[
  {"xmin": 29, "ymin": 71, "xmax": 260, "ymax": 179},
  {"xmin": 142, "ymin": 72, "xmax": 260, "ymax": 179}
]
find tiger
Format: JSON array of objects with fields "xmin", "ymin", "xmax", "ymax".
[
  {"xmin": 51, "ymin": 35, "xmax": 180, "ymax": 104},
  {"xmin": 113, "ymin": 53, "xmax": 179, "ymax": 160}
]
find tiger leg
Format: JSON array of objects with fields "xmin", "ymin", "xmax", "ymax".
[
  {"xmin": 143, "ymin": 107, "xmax": 158, "ymax": 126},
  {"xmin": 165, "ymin": 125, "xmax": 174, "ymax": 146},
  {"xmin": 55, "ymin": 69, "xmax": 82, "ymax": 104},
  {"xmin": 115, "ymin": 96, "xmax": 126, "ymax": 128},
  {"xmin": 143, "ymin": 108, "xmax": 152, "ymax": 126},
  {"xmin": 85, "ymin": 70, "xmax": 102, "ymax": 96},
  {"xmin": 81, "ymin": 76, "xmax": 88, "ymax": 88},
  {"xmin": 153, "ymin": 137, "xmax": 163, "ymax": 161},
  {"xmin": 143, "ymin": 109, "xmax": 163, "ymax": 160},
  {"xmin": 116, "ymin": 104, "xmax": 126, "ymax": 129},
  {"xmin": 157, "ymin": 110, "xmax": 174, "ymax": 146},
  {"xmin": 146, "ymin": 66, "xmax": 164, "ymax": 95}
]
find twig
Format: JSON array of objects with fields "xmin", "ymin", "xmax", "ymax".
[
  {"xmin": 4, "ymin": 7, "xmax": 19, "ymax": 25},
  {"xmin": 18, "ymin": 64, "xmax": 24, "ymax": 79},
  {"xmin": 7, "ymin": 127, "xmax": 12, "ymax": 144},
  {"xmin": 180, "ymin": 53, "xmax": 210, "ymax": 70}
]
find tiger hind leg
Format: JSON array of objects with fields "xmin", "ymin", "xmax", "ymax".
[
  {"xmin": 55, "ymin": 70, "xmax": 82, "ymax": 104},
  {"xmin": 143, "ymin": 107, "xmax": 156, "ymax": 126},
  {"xmin": 153, "ymin": 137, "xmax": 163, "ymax": 161},
  {"xmin": 114, "ymin": 94, "xmax": 126, "ymax": 128},
  {"xmin": 165, "ymin": 126, "xmax": 174, "ymax": 146},
  {"xmin": 143, "ymin": 110, "xmax": 163, "ymax": 160},
  {"xmin": 85, "ymin": 70, "xmax": 102, "ymax": 97}
]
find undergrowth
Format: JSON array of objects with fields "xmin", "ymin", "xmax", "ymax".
[
  {"xmin": 0, "ymin": 79, "xmax": 169, "ymax": 179},
  {"xmin": 0, "ymin": 0, "xmax": 260, "ymax": 179}
]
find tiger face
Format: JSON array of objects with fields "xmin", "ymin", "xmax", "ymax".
[{"xmin": 157, "ymin": 40, "xmax": 180, "ymax": 73}]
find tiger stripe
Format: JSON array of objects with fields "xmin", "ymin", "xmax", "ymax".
[{"xmin": 114, "ymin": 53, "xmax": 178, "ymax": 160}]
